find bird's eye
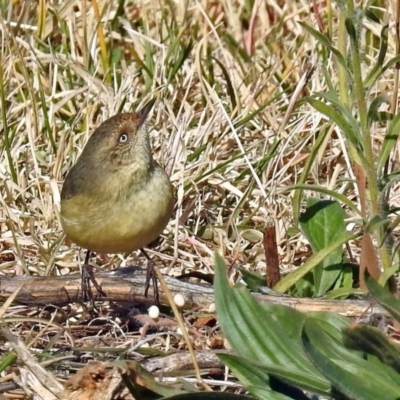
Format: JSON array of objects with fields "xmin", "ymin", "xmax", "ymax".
[{"xmin": 118, "ymin": 133, "xmax": 129, "ymax": 143}]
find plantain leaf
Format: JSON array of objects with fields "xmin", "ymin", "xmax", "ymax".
[
  {"xmin": 299, "ymin": 199, "xmax": 346, "ymax": 296},
  {"xmin": 273, "ymin": 231, "xmax": 360, "ymax": 293},
  {"xmin": 303, "ymin": 317, "xmax": 400, "ymax": 400},
  {"xmin": 343, "ymin": 324, "xmax": 400, "ymax": 374}
]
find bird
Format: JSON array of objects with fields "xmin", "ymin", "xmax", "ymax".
[{"xmin": 60, "ymin": 100, "xmax": 174, "ymax": 303}]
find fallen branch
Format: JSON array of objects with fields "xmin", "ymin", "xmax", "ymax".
[{"xmin": 0, "ymin": 266, "xmax": 387, "ymax": 318}]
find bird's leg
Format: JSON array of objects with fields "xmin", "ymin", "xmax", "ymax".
[
  {"xmin": 80, "ymin": 250, "xmax": 91, "ymax": 301},
  {"xmin": 141, "ymin": 249, "xmax": 160, "ymax": 305},
  {"xmin": 81, "ymin": 250, "xmax": 106, "ymax": 302}
]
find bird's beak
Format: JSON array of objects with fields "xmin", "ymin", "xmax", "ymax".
[{"xmin": 138, "ymin": 98, "xmax": 156, "ymax": 127}]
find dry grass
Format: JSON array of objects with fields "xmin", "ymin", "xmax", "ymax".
[{"xmin": 0, "ymin": 0, "xmax": 398, "ymax": 398}]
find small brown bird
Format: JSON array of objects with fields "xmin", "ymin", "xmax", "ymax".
[{"xmin": 60, "ymin": 100, "xmax": 174, "ymax": 301}]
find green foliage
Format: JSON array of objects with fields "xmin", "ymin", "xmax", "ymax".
[
  {"xmin": 274, "ymin": 217, "xmax": 359, "ymax": 295},
  {"xmin": 214, "ymin": 254, "xmax": 400, "ymax": 400},
  {"xmin": 298, "ymin": 199, "xmax": 346, "ymax": 297},
  {"xmin": 163, "ymin": 394, "xmax": 255, "ymax": 400},
  {"xmin": 364, "ymin": 272, "xmax": 400, "ymax": 324},
  {"xmin": 283, "ymin": 0, "xmax": 400, "ymax": 294},
  {"xmin": 303, "ymin": 317, "xmax": 400, "ymax": 400}
]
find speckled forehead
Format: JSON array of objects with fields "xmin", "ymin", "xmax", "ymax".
[
  {"xmin": 96, "ymin": 113, "xmax": 139, "ymax": 135},
  {"xmin": 106, "ymin": 113, "xmax": 139, "ymax": 127},
  {"xmin": 91, "ymin": 113, "xmax": 140, "ymax": 141}
]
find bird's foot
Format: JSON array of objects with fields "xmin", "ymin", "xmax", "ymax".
[
  {"xmin": 142, "ymin": 250, "xmax": 160, "ymax": 306},
  {"xmin": 81, "ymin": 263, "xmax": 107, "ymax": 303}
]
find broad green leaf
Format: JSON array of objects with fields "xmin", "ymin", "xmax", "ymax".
[
  {"xmin": 217, "ymin": 354, "xmax": 272, "ymax": 390},
  {"xmin": 326, "ymin": 264, "xmax": 358, "ymax": 299},
  {"xmin": 164, "ymin": 393, "xmax": 255, "ymax": 400},
  {"xmin": 343, "ymin": 324, "xmax": 400, "ymax": 374},
  {"xmin": 324, "ymin": 287, "xmax": 365, "ymax": 299},
  {"xmin": 219, "ymin": 354, "xmax": 331, "ymax": 398},
  {"xmin": 273, "ymin": 231, "xmax": 361, "ymax": 293},
  {"xmin": 258, "ymin": 302, "xmax": 306, "ymax": 338},
  {"xmin": 306, "ymin": 311, "xmax": 350, "ymax": 332},
  {"xmin": 246, "ymin": 386, "xmax": 293, "ymax": 400},
  {"xmin": 300, "ymin": 199, "xmax": 346, "ymax": 296},
  {"xmin": 303, "ymin": 318, "xmax": 400, "ymax": 400},
  {"xmin": 214, "ymin": 254, "xmax": 323, "ymax": 375},
  {"xmin": 293, "ymin": 275, "xmax": 314, "ymax": 298}
]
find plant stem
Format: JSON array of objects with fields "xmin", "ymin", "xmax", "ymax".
[{"xmin": 347, "ymin": 0, "xmax": 391, "ymax": 270}]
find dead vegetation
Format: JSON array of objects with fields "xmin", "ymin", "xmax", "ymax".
[{"xmin": 0, "ymin": 0, "xmax": 398, "ymax": 398}]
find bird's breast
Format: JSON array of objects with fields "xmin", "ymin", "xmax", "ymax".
[{"xmin": 60, "ymin": 166, "xmax": 174, "ymax": 254}]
